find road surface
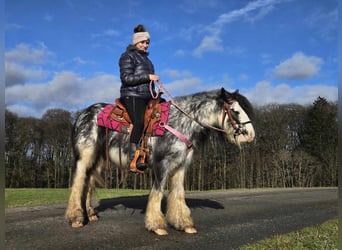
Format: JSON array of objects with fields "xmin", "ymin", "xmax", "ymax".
[{"xmin": 5, "ymin": 188, "xmax": 337, "ymax": 250}]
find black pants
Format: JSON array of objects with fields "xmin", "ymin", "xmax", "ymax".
[{"xmin": 120, "ymin": 96, "xmax": 148, "ymax": 144}]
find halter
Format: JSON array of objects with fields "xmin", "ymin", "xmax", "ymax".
[{"xmin": 151, "ymin": 81, "xmax": 251, "ymax": 137}]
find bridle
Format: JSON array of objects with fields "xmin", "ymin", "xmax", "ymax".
[{"xmin": 222, "ymin": 100, "xmax": 252, "ymax": 137}]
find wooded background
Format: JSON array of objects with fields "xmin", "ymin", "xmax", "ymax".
[{"xmin": 5, "ymin": 96, "xmax": 338, "ymax": 190}]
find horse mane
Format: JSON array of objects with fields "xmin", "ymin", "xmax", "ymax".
[
  {"xmin": 227, "ymin": 89, "xmax": 255, "ymax": 121},
  {"xmin": 172, "ymin": 88, "xmax": 254, "ymax": 121}
]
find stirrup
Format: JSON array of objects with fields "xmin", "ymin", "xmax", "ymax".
[{"xmin": 129, "ymin": 149, "xmax": 147, "ymax": 173}]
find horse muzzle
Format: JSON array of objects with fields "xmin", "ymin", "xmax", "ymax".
[
  {"xmin": 235, "ymin": 124, "xmax": 255, "ymax": 143},
  {"xmin": 237, "ymin": 133, "xmax": 254, "ymax": 143}
]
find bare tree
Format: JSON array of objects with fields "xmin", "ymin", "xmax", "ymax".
[{"xmin": 41, "ymin": 109, "xmax": 73, "ymax": 188}]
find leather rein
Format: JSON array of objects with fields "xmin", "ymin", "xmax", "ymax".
[{"xmin": 152, "ymin": 81, "xmax": 250, "ymax": 136}]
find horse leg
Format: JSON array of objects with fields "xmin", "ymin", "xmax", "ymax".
[
  {"xmin": 85, "ymin": 158, "xmax": 104, "ymax": 222},
  {"xmin": 65, "ymin": 146, "xmax": 96, "ymax": 228},
  {"xmin": 145, "ymin": 185, "xmax": 168, "ymax": 235},
  {"xmin": 166, "ymin": 167, "xmax": 197, "ymax": 234}
]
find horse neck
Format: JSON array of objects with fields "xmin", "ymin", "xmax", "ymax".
[{"xmin": 171, "ymin": 94, "xmax": 221, "ymax": 133}]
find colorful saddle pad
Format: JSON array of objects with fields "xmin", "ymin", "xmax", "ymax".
[{"xmin": 97, "ymin": 101, "xmax": 171, "ymax": 137}]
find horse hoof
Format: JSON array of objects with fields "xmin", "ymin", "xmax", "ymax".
[
  {"xmin": 71, "ymin": 221, "xmax": 84, "ymax": 228},
  {"xmin": 88, "ymin": 214, "xmax": 98, "ymax": 222},
  {"xmin": 153, "ymin": 228, "xmax": 168, "ymax": 236},
  {"xmin": 184, "ymin": 227, "xmax": 197, "ymax": 234}
]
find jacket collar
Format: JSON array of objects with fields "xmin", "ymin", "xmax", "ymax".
[{"xmin": 126, "ymin": 44, "xmax": 149, "ymax": 55}]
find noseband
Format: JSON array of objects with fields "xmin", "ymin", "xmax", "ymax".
[{"xmin": 222, "ymin": 100, "xmax": 252, "ymax": 136}]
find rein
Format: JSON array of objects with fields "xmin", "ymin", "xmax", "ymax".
[{"xmin": 151, "ymin": 81, "xmax": 238, "ymax": 133}]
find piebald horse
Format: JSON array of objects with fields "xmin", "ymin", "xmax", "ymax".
[{"xmin": 65, "ymin": 88, "xmax": 255, "ymax": 235}]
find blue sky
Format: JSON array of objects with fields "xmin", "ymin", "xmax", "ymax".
[{"xmin": 5, "ymin": 0, "xmax": 338, "ymax": 118}]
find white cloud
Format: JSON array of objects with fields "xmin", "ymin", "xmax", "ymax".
[
  {"xmin": 193, "ymin": 0, "xmax": 282, "ymax": 56},
  {"xmin": 246, "ymin": 80, "xmax": 337, "ymax": 106},
  {"xmin": 214, "ymin": 0, "xmax": 279, "ymax": 26},
  {"xmin": 4, "ymin": 42, "xmax": 122, "ymax": 117},
  {"xmin": 5, "ymin": 62, "xmax": 48, "ymax": 86},
  {"xmin": 245, "ymin": 4, "xmax": 275, "ymax": 23},
  {"xmin": 5, "ymin": 43, "xmax": 53, "ymax": 86},
  {"xmin": 5, "ymin": 43, "xmax": 52, "ymax": 64},
  {"xmin": 5, "ymin": 71, "xmax": 121, "ymax": 118},
  {"xmin": 6, "ymin": 70, "xmax": 337, "ymax": 118},
  {"xmin": 193, "ymin": 35, "xmax": 223, "ymax": 57},
  {"xmin": 272, "ymin": 52, "xmax": 322, "ymax": 80}
]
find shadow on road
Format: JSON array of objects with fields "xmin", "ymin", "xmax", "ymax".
[{"xmin": 95, "ymin": 195, "xmax": 224, "ymax": 214}]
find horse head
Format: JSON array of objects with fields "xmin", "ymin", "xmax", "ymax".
[{"xmin": 219, "ymin": 88, "xmax": 255, "ymax": 148}]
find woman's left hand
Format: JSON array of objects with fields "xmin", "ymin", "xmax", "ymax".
[{"xmin": 149, "ymin": 74, "xmax": 160, "ymax": 82}]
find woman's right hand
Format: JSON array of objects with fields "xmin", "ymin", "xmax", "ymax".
[{"xmin": 149, "ymin": 74, "xmax": 160, "ymax": 82}]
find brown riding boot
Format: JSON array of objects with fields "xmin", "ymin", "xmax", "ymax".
[
  {"xmin": 129, "ymin": 143, "xmax": 147, "ymax": 172},
  {"xmin": 136, "ymin": 159, "xmax": 147, "ymax": 172}
]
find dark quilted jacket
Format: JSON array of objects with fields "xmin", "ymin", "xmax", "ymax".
[{"xmin": 119, "ymin": 45, "xmax": 155, "ymax": 99}]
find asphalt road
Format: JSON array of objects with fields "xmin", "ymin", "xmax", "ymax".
[{"xmin": 5, "ymin": 188, "xmax": 337, "ymax": 250}]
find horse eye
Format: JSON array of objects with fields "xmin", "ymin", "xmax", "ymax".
[{"xmin": 230, "ymin": 110, "xmax": 240, "ymax": 121}]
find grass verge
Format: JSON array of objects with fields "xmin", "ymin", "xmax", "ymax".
[
  {"xmin": 5, "ymin": 188, "xmax": 149, "ymax": 208},
  {"xmin": 239, "ymin": 219, "xmax": 338, "ymax": 250}
]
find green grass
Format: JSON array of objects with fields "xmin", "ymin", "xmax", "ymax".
[
  {"xmin": 239, "ymin": 219, "xmax": 338, "ymax": 250},
  {"xmin": 5, "ymin": 188, "xmax": 149, "ymax": 208}
]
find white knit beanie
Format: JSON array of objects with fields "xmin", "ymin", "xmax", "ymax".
[{"xmin": 132, "ymin": 32, "xmax": 150, "ymax": 45}]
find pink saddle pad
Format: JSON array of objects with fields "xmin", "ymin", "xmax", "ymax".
[{"xmin": 97, "ymin": 101, "xmax": 171, "ymax": 136}]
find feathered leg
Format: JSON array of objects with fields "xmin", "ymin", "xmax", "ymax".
[
  {"xmin": 85, "ymin": 158, "xmax": 104, "ymax": 222},
  {"xmin": 166, "ymin": 167, "xmax": 197, "ymax": 233},
  {"xmin": 145, "ymin": 185, "xmax": 168, "ymax": 235},
  {"xmin": 65, "ymin": 145, "xmax": 96, "ymax": 228}
]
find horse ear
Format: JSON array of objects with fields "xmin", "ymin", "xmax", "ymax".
[
  {"xmin": 220, "ymin": 87, "xmax": 232, "ymax": 100},
  {"xmin": 233, "ymin": 89, "xmax": 239, "ymax": 94},
  {"xmin": 221, "ymin": 87, "xmax": 226, "ymax": 95},
  {"xmin": 220, "ymin": 88, "xmax": 228, "ymax": 99},
  {"xmin": 221, "ymin": 87, "xmax": 232, "ymax": 95}
]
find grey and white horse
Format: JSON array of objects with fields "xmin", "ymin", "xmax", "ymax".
[{"xmin": 65, "ymin": 88, "xmax": 255, "ymax": 235}]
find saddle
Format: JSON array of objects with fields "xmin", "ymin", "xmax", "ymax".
[{"xmin": 98, "ymin": 97, "xmax": 171, "ymax": 173}]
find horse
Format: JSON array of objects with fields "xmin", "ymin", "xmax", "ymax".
[{"xmin": 65, "ymin": 87, "xmax": 255, "ymax": 235}]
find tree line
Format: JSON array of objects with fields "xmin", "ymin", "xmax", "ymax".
[{"xmin": 5, "ymin": 96, "xmax": 338, "ymax": 190}]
